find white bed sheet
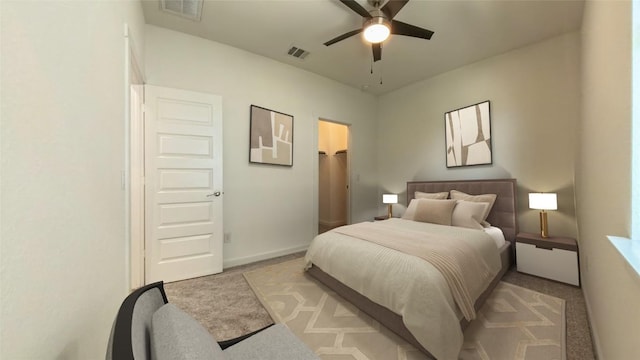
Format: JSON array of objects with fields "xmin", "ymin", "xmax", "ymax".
[{"xmin": 483, "ymin": 225, "xmax": 506, "ymax": 248}]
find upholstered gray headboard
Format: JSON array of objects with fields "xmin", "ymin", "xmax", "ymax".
[{"xmin": 407, "ymin": 179, "xmax": 518, "ymax": 244}]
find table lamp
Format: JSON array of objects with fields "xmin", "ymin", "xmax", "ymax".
[
  {"xmin": 529, "ymin": 193, "xmax": 557, "ymax": 238},
  {"xmin": 382, "ymin": 194, "xmax": 398, "ymax": 219}
]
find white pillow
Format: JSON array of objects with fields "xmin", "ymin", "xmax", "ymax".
[
  {"xmin": 449, "ymin": 190, "xmax": 497, "ymax": 227},
  {"xmin": 451, "ymin": 200, "xmax": 488, "ymax": 230},
  {"xmin": 412, "ymin": 199, "xmax": 457, "ymax": 225}
]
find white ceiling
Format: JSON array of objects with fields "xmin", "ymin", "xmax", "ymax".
[{"xmin": 141, "ymin": 0, "xmax": 585, "ymax": 95}]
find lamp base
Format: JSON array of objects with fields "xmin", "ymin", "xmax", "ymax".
[{"xmin": 539, "ymin": 210, "xmax": 549, "ymax": 238}]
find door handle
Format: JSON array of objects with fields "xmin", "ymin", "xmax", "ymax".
[{"xmin": 207, "ymin": 191, "xmax": 222, "ymax": 197}]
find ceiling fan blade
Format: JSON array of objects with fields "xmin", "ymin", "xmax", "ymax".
[
  {"xmin": 391, "ymin": 20, "xmax": 434, "ymax": 40},
  {"xmin": 339, "ymin": 0, "xmax": 372, "ymax": 18},
  {"xmin": 372, "ymin": 43, "xmax": 382, "ymax": 62},
  {"xmin": 381, "ymin": 0, "xmax": 409, "ymax": 19},
  {"xmin": 324, "ymin": 29, "xmax": 363, "ymax": 46}
]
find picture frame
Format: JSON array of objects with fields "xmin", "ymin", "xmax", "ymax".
[
  {"xmin": 444, "ymin": 100, "xmax": 492, "ymax": 168},
  {"xmin": 249, "ymin": 105, "xmax": 294, "ymax": 166}
]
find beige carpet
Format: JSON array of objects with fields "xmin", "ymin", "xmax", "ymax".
[{"xmin": 244, "ymin": 258, "xmax": 566, "ymax": 360}]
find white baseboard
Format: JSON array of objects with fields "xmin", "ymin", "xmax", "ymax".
[
  {"xmin": 581, "ymin": 283, "xmax": 603, "ymax": 359},
  {"xmin": 223, "ymin": 244, "xmax": 309, "ymax": 269}
]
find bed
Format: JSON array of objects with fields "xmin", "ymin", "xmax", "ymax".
[{"xmin": 304, "ymin": 179, "xmax": 518, "ymax": 359}]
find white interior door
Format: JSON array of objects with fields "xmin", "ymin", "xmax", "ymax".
[{"xmin": 144, "ymin": 85, "xmax": 223, "ymax": 283}]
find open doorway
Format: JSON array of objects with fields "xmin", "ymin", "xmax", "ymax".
[{"xmin": 318, "ymin": 120, "xmax": 350, "ymax": 234}]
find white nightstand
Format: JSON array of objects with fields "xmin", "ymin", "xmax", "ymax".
[{"xmin": 516, "ymin": 232, "xmax": 580, "ymax": 286}]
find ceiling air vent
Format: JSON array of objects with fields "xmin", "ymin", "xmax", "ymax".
[
  {"xmin": 287, "ymin": 46, "xmax": 310, "ymax": 60},
  {"xmin": 161, "ymin": 0, "xmax": 203, "ymax": 21}
]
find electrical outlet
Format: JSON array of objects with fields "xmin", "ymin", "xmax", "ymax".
[{"xmin": 224, "ymin": 233, "xmax": 231, "ymax": 243}]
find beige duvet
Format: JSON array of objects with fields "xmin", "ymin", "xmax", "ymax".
[{"xmin": 304, "ymin": 218, "xmax": 501, "ymax": 360}]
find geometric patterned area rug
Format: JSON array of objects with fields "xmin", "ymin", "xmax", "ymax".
[{"xmin": 244, "ymin": 258, "xmax": 566, "ymax": 360}]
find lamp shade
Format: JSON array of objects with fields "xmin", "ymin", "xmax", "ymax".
[
  {"xmin": 382, "ymin": 194, "xmax": 398, "ymax": 204},
  {"xmin": 529, "ymin": 193, "xmax": 557, "ymax": 210}
]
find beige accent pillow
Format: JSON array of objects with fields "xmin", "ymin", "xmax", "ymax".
[
  {"xmin": 451, "ymin": 200, "xmax": 488, "ymax": 230},
  {"xmin": 415, "ymin": 191, "xmax": 449, "ymax": 200},
  {"xmin": 402, "ymin": 199, "xmax": 419, "ymax": 220},
  {"xmin": 413, "ymin": 199, "xmax": 457, "ymax": 226},
  {"xmin": 449, "ymin": 190, "xmax": 497, "ymax": 226},
  {"xmin": 402, "ymin": 192, "xmax": 450, "ymax": 219}
]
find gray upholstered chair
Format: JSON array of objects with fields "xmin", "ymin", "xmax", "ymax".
[{"xmin": 106, "ymin": 281, "xmax": 318, "ymax": 360}]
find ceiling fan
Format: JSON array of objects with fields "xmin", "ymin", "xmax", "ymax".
[{"xmin": 324, "ymin": 0, "xmax": 434, "ymax": 62}]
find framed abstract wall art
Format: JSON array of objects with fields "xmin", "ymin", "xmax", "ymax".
[
  {"xmin": 444, "ymin": 100, "xmax": 492, "ymax": 168},
  {"xmin": 249, "ymin": 105, "xmax": 294, "ymax": 166}
]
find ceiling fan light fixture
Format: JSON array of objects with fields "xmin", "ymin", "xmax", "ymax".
[{"xmin": 363, "ymin": 17, "xmax": 390, "ymax": 43}]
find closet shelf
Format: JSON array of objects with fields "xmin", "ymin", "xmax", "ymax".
[{"xmin": 334, "ymin": 149, "xmax": 347, "ymax": 155}]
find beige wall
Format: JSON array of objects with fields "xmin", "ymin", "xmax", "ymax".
[
  {"xmin": 577, "ymin": 1, "xmax": 640, "ymax": 358},
  {"xmin": 145, "ymin": 25, "xmax": 378, "ymax": 268},
  {"xmin": 0, "ymin": 1, "xmax": 146, "ymax": 358},
  {"xmin": 377, "ymin": 32, "xmax": 581, "ymax": 237}
]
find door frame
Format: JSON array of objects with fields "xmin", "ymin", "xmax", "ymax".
[
  {"xmin": 314, "ymin": 117, "xmax": 352, "ymax": 235},
  {"xmin": 125, "ymin": 24, "xmax": 146, "ymax": 290}
]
